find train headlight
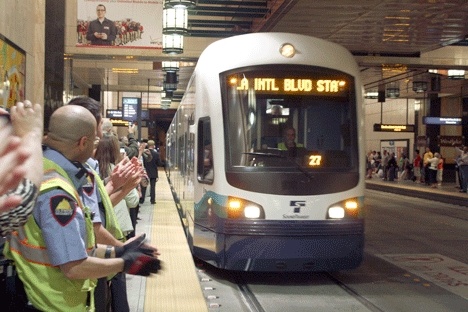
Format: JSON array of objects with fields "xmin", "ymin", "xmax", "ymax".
[
  {"xmin": 244, "ymin": 205, "xmax": 261, "ymax": 218},
  {"xmin": 328, "ymin": 207, "xmax": 345, "ymax": 219},
  {"xmin": 227, "ymin": 197, "xmax": 264, "ymax": 219},
  {"xmin": 280, "ymin": 43, "xmax": 296, "ymax": 58},
  {"xmin": 327, "ymin": 198, "xmax": 361, "ymax": 219}
]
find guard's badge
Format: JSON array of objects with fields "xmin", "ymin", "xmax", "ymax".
[
  {"xmin": 83, "ymin": 174, "xmax": 95, "ymax": 196},
  {"xmin": 50, "ymin": 195, "xmax": 77, "ymax": 226}
]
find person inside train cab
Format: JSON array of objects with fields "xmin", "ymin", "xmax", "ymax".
[{"xmin": 277, "ymin": 126, "xmax": 303, "ymax": 157}]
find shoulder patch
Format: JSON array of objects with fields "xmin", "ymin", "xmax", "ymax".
[
  {"xmin": 50, "ymin": 195, "xmax": 77, "ymax": 226},
  {"xmin": 83, "ymin": 174, "xmax": 95, "ymax": 196}
]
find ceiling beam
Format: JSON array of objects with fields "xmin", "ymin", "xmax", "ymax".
[
  {"xmin": 188, "ymin": 19, "xmax": 252, "ymax": 28},
  {"xmin": 189, "ymin": 6, "xmax": 268, "ymax": 18},
  {"xmin": 196, "ymin": 0, "xmax": 268, "ymax": 7},
  {"xmin": 187, "ymin": 30, "xmax": 247, "ymax": 37}
]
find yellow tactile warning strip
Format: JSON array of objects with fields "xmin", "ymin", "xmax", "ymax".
[{"xmin": 145, "ymin": 170, "xmax": 208, "ymax": 312}]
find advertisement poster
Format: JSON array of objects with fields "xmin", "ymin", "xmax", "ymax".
[
  {"xmin": 0, "ymin": 35, "xmax": 26, "ymax": 109},
  {"xmin": 76, "ymin": 0, "xmax": 163, "ymax": 48}
]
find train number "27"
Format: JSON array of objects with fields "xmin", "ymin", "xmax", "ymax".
[{"xmin": 308, "ymin": 155, "xmax": 322, "ymax": 167}]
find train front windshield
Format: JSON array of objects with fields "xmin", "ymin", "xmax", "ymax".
[{"xmin": 221, "ymin": 65, "xmax": 359, "ymax": 194}]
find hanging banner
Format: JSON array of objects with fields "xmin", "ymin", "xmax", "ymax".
[{"xmin": 76, "ymin": 0, "xmax": 163, "ymax": 49}]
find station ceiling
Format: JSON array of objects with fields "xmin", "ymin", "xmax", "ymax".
[{"xmin": 71, "ymin": 0, "xmax": 468, "ymax": 110}]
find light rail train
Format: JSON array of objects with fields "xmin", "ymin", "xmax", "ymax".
[{"xmin": 166, "ymin": 32, "xmax": 365, "ymax": 272}]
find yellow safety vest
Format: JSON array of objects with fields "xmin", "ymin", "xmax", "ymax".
[
  {"xmin": 86, "ymin": 166, "xmax": 125, "ymax": 242},
  {"xmin": 86, "ymin": 166, "xmax": 125, "ymax": 281},
  {"xmin": 278, "ymin": 142, "xmax": 304, "ymax": 150},
  {"xmin": 4, "ymin": 158, "xmax": 97, "ymax": 312}
]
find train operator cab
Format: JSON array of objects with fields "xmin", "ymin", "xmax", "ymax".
[{"xmin": 220, "ymin": 65, "xmax": 360, "ymax": 196}]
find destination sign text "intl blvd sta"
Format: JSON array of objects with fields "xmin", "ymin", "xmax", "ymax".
[{"xmin": 233, "ymin": 78, "xmax": 346, "ymax": 94}]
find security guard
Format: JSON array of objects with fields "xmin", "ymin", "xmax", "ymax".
[
  {"xmin": 68, "ymin": 96, "xmax": 150, "ymax": 312},
  {"xmin": 4, "ymin": 105, "xmax": 160, "ymax": 311}
]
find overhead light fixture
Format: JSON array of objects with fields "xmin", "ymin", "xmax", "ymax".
[
  {"xmin": 164, "ymin": 0, "xmax": 196, "ymax": 8},
  {"xmin": 162, "ymin": 61, "xmax": 180, "ymax": 72},
  {"xmin": 414, "ymin": 100, "xmax": 421, "ymax": 111},
  {"xmin": 386, "ymin": 82, "xmax": 400, "ymax": 98},
  {"xmin": 163, "ymin": 34, "xmax": 184, "ymax": 54},
  {"xmin": 364, "ymin": 91, "xmax": 379, "ymax": 99},
  {"xmin": 386, "ymin": 88, "xmax": 400, "ymax": 98},
  {"xmin": 163, "ymin": 72, "xmax": 178, "ymax": 91},
  {"xmin": 447, "ymin": 69, "xmax": 465, "ymax": 79},
  {"xmin": 163, "ymin": 7, "xmax": 188, "ymax": 35},
  {"xmin": 161, "ymin": 97, "xmax": 172, "ymax": 109},
  {"xmin": 412, "ymin": 81, "xmax": 428, "ymax": 93},
  {"xmin": 162, "ymin": 90, "xmax": 174, "ymax": 98}
]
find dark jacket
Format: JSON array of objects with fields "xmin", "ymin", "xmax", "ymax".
[
  {"xmin": 120, "ymin": 134, "xmax": 139, "ymax": 159},
  {"xmin": 144, "ymin": 149, "xmax": 163, "ymax": 179}
]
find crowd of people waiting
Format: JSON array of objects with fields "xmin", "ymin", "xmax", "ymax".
[
  {"xmin": 0, "ymin": 97, "xmax": 162, "ymax": 311},
  {"xmin": 366, "ymin": 147, "xmax": 445, "ymax": 188},
  {"xmin": 366, "ymin": 145, "xmax": 468, "ymax": 192}
]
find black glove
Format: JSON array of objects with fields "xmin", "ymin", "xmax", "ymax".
[
  {"xmin": 121, "ymin": 252, "xmax": 162, "ymax": 276},
  {"xmin": 115, "ymin": 234, "xmax": 153, "ymax": 257}
]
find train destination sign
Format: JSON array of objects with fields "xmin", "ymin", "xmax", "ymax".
[
  {"xmin": 373, "ymin": 124, "xmax": 415, "ymax": 132},
  {"xmin": 230, "ymin": 77, "xmax": 347, "ymax": 95}
]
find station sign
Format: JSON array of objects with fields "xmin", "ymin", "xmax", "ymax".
[
  {"xmin": 110, "ymin": 119, "xmax": 128, "ymax": 127},
  {"xmin": 373, "ymin": 124, "xmax": 415, "ymax": 132},
  {"xmin": 423, "ymin": 116, "xmax": 462, "ymax": 125},
  {"xmin": 106, "ymin": 109, "xmax": 122, "ymax": 119}
]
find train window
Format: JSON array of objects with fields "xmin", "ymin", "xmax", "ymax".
[
  {"xmin": 221, "ymin": 64, "xmax": 358, "ymax": 172},
  {"xmin": 197, "ymin": 117, "xmax": 214, "ymax": 183}
]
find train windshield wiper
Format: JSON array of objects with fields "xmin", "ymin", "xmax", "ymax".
[
  {"xmin": 243, "ymin": 152, "xmax": 285, "ymax": 158},
  {"xmin": 242, "ymin": 152, "xmax": 314, "ymax": 181}
]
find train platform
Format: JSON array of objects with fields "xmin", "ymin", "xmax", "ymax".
[
  {"xmin": 365, "ymin": 175, "xmax": 468, "ymax": 207},
  {"xmin": 126, "ymin": 169, "xmax": 208, "ymax": 312}
]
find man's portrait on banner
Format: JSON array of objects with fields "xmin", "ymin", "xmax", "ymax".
[{"xmin": 76, "ymin": 1, "xmax": 163, "ymax": 48}]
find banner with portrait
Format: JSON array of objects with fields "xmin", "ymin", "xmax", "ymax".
[
  {"xmin": 76, "ymin": 0, "xmax": 163, "ymax": 49},
  {"xmin": 0, "ymin": 35, "xmax": 26, "ymax": 109}
]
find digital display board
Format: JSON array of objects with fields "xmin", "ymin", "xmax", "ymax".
[
  {"xmin": 374, "ymin": 124, "xmax": 415, "ymax": 132},
  {"xmin": 228, "ymin": 76, "xmax": 348, "ymax": 96},
  {"xmin": 106, "ymin": 109, "xmax": 122, "ymax": 119},
  {"xmin": 423, "ymin": 117, "xmax": 462, "ymax": 125},
  {"xmin": 122, "ymin": 97, "xmax": 140, "ymax": 121}
]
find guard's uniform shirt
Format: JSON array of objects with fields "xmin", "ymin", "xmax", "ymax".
[{"xmin": 5, "ymin": 146, "xmax": 96, "ymax": 311}]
